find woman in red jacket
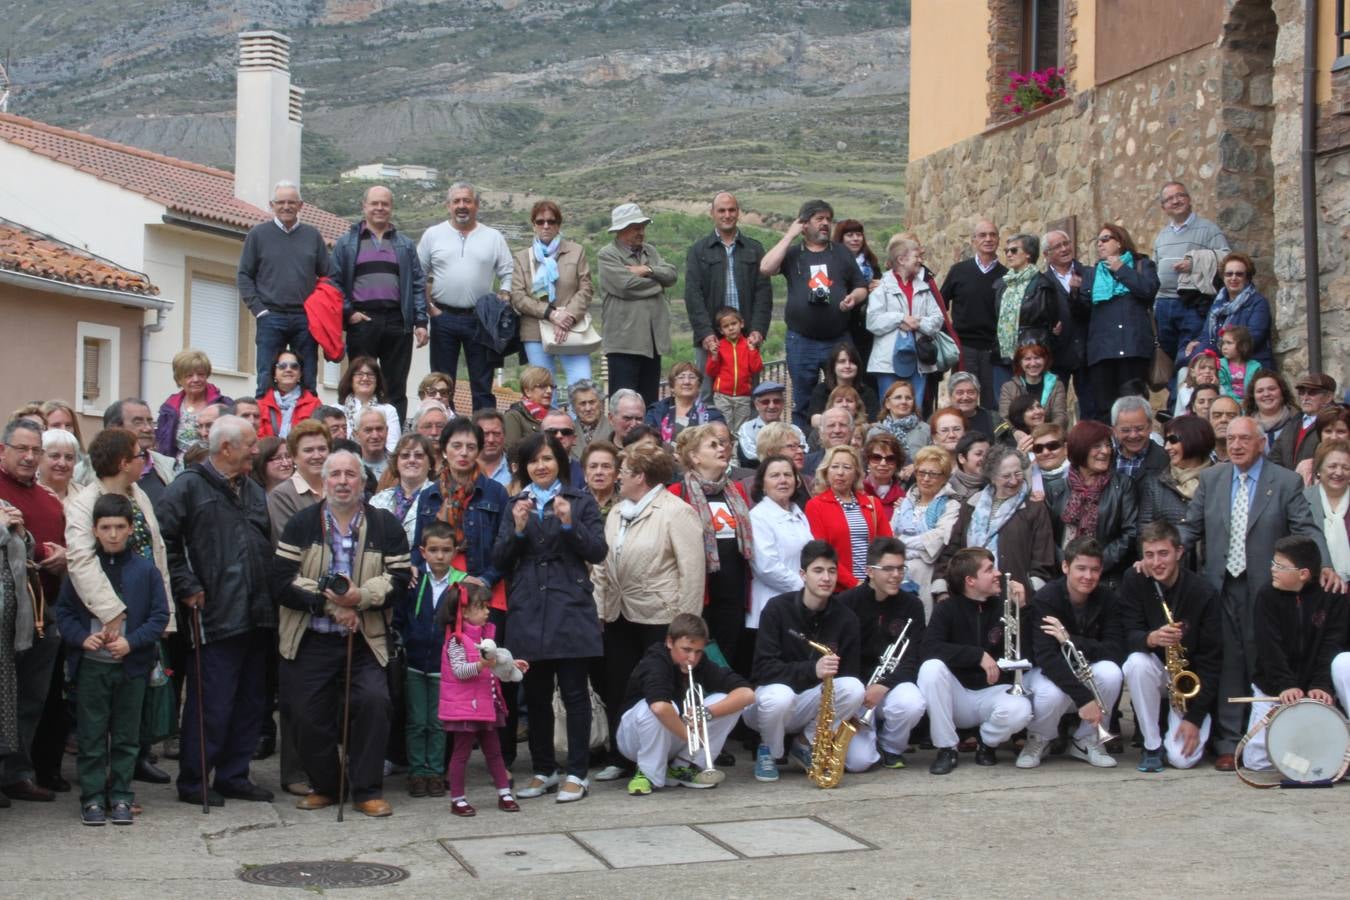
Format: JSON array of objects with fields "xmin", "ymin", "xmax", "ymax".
[
  {"xmin": 805, "ymin": 445, "xmax": 892, "ymax": 591},
  {"xmin": 256, "ymin": 349, "xmax": 321, "ymax": 439}
]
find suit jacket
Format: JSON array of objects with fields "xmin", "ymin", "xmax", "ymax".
[
  {"xmin": 1178, "ymin": 460, "xmax": 1329, "ymax": 614},
  {"xmin": 1046, "ymin": 260, "xmax": 1092, "ymax": 372}
]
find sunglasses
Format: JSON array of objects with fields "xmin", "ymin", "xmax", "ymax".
[
  {"xmin": 1031, "ymin": 441, "xmax": 1063, "ymax": 453},
  {"xmin": 534, "ymin": 218, "xmax": 559, "ymax": 226},
  {"xmin": 545, "ymin": 428, "xmax": 575, "ymax": 438},
  {"xmin": 275, "ymin": 361, "xmax": 301, "ymax": 370},
  {"xmin": 868, "ymin": 453, "xmax": 897, "ymax": 464},
  {"xmin": 1096, "ymin": 235, "xmax": 1116, "ymax": 243},
  {"xmin": 1164, "ymin": 434, "xmax": 1183, "ymax": 445}
]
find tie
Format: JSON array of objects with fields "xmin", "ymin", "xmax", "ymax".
[{"xmin": 1226, "ymin": 472, "xmax": 1248, "ymax": 577}]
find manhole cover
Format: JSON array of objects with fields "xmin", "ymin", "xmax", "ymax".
[{"xmin": 238, "ymin": 861, "xmax": 409, "ymax": 889}]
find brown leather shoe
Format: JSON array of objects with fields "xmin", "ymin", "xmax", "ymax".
[
  {"xmin": 1214, "ymin": 753, "xmax": 1236, "ymax": 772},
  {"xmin": 426, "ymin": 778, "xmax": 446, "ymax": 798},
  {"xmin": 355, "ymin": 798, "xmax": 393, "ymax": 817},
  {"xmin": 2, "ymin": 779, "xmax": 55, "ymax": 802},
  {"xmin": 408, "ymin": 775, "xmax": 427, "ymax": 798},
  {"xmin": 295, "ymin": 793, "xmax": 336, "ymax": 811}
]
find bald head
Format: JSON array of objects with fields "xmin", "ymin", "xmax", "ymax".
[
  {"xmin": 820, "ymin": 405, "xmax": 854, "ymax": 449},
  {"xmin": 711, "ymin": 191, "xmax": 740, "ymax": 237},
  {"xmin": 972, "ymin": 218, "xmax": 999, "ymax": 261},
  {"xmin": 363, "ymin": 185, "xmax": 393, "ymax": 231}
]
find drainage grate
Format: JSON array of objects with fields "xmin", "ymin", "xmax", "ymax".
[{"xmin": 238, "ymin": 861, "xmax": 410, "ymax": 889}]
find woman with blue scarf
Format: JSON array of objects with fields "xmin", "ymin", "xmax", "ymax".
[
  {"xmin": 509, "ymin": 200, "xmax": 594, "ymax": 393},
  {"xmin": 492, "ymin": 432, "xmax": 606, "ymax": 803},
  {"xmin": 1194, "ymin": 251, "xmax": 1274, "ymax": 370},
  {"xmin": 1082, "ymin": 223, "xmax": 1160, "ymax": 421}
]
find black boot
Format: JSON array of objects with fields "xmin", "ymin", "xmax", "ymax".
[{"xmin": 134, "ymin": 751, "xmax": 171, "ymax": 784}]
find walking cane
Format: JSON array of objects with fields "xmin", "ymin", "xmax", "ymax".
[
  {"xmin": 337, "ymin": 627, "xmax": 355, "ymax": 823},
  {"xmin": 192, "ymin": 605, "xmax": 209, "ymax": 815}
]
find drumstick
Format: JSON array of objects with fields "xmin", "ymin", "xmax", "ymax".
[{"xmin": 1228, "ymin": 696, "xmax": 1281, "ymax": 704}]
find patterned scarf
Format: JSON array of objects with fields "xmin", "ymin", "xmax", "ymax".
[
  {"xmin": 681, "ymin": 471, "xmax": 753, "ymax": 572},
  {"xmin": 966, "ymin": 484, "xmax": 1028, "ymax": 559},
  {"xmin": 997, "ymin": 265, "xmax": 1037, "ymax": 359},
  {"xmin": 1062, "ymin": 467, "xmax": 1110, "ymax": 538},
  {"xmin": 1091, "ymin": 251, "xmax": 1136, "ymax": 303},
  {"xmin": 532, "ymin": 235, "xmax": 562, "ymax": 304},
  {"xmin": 522, "ymin": 399, "xmax": 549, "ymax": 421},
  {"xmin": 437, "ymin": 474, "xmax": 476, "ymax": 548},
  {"xmin": 879, "ymin": 413, "xmax": 921, "ymax": 445},
  {"xmin": 1205, "ymin": 283, "xmax": 1255, "ymax": 347}
]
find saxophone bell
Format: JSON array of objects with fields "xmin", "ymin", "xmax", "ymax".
[{"xmin": 789, "ymin": 629, "xmax": 856, "ymax": 788}]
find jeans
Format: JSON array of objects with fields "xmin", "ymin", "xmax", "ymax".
[
  {"xmin": 786, "ymin": 330, "xmax": 848, "ymax": 432},
  {"xmin": 606, "ymin": 353, "xmax": 661, "ymax": 405},
  {"xmin": 522, "ymin": 657, "xmax": 592, "ymax": 779},
  {"xmin": 430, "ymin": 310, "xmax": 496, "ymax": 415},
  {"xmin": 992, "ymin": 364, "xmax": 1013, "ymax": 403},
  {"xmin": 76, "ymin": 660, "xmax": 146, "ymax": 807},
  {"xmin": 523, "ymin": 341, "xmax": 593, "ymax": 397},
  {"xmin": 254, "ymin": 311, "xmax": 318, "ymax": 398},
  {"xmin": 347, "ymin": 309, "xmax": 415, "ymax": 423}
]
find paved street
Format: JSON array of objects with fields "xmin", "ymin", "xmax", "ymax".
[{"xmin": 3, "ymin": 739, "xmax": 1348, "ymax": 899}]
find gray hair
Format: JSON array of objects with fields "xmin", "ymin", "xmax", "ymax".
[
  {"xmin": 2, "ymin": 419, "xmax": 42, "ymax": 444},
  {"xmin": 272, "ymin": 180, "xmax": 302, "ymax": 201},
  {"xmin": 609, "ymin": 388, "xmax": 644, "ymax": 414},
  {"xmin": 356, "ymin": 407, "xmax": 387, "ymax": 430},
  {"xmin": 948, "ymin": 372, "xmax": 981, "ymax": 395},
  {"xmin": 208, "ymin": 415, "xmax": 251, "ymax": 455},
  {"xmin": 1010, "ymin": 233, "xmax": 1040, "ymax": 264},
  {"xmin": 1042, "ymin": 228, "xmax": 1070, "ymax": 249},
  {"xmin": 411, "ymin": 400, "xmax": 449, "ymax": 428},
  {"xmin": 42, "ymin": 429, "xmax": 79, "ymax": 453},
  {"xmin": 568, "ymin": 379, "xmax": 601, "ymax": 406},
  {"xmin": 886, "ymin": 235, "xmax": 921, "ymax": 268},
  {"xmin": 447, "ymin": 181, "xmax": 479, "ymax": 202},
  {"xmin": 1158, "ymin": 180, "xmax": 1188, "ymax": 202},
  {"xmin": 981, "ymin": 444, "xmax": 1028, "ymax": 482},
  {"xmin": 1110, "ymin": 395, "xmax": 1154, "ymax": 426},
  {"xmin": 321, "ymin": 449, "xmax": 363, "ymax": 480}
]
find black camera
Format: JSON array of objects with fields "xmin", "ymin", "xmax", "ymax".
[
  {"xmin": 809, "ymin": 284, "xmax": 831, "ymax": 304},
  {"xmin": 316, "ymin": 573, "xmax": 351, "ymax": 596}
]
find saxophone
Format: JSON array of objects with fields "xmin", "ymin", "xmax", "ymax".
[
  {"xmin": 1160, "ymin": 598, "xmax": 1201, "ymax": 715},
  {"xmin": 789, "ymin": 629, "xmax": 857, "ymax": 789}
]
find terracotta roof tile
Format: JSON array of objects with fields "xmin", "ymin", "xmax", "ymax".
[
  {"xmin": 0, "ymin": 112, "xmax": 349, "ymax": 243},
  {"xmin": 0, "ymin": 220, "xmax": 159, "ymax": 295}
]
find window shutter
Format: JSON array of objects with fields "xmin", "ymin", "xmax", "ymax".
[
  {"xmin": 82, "ymin": 340, "xmax": 101, "ymax": 402},
  {"xmin": 190, "ymin": 277, "xmax": 241, "ymax": 371}
]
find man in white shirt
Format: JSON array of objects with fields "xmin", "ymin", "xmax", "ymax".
[{"xmin": 417, "ymin": 183, "xmax": 514, "ymax": 414}]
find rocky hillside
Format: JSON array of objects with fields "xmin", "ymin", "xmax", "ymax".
[{"xmin": 9, "ymin": 0, "xmax": 908, "ymax": 223}]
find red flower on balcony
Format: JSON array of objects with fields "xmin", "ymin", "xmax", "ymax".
[{"xmin": 1001, "ymin": 67, "xmax": 1067, "ymax": 115}]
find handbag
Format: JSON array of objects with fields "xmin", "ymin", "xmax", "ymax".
[
  {"xmin": 1148, "ymin": 343, "xmax": 1173, "ymax": 392},
  {"xmin": 139, "ymin": 644, "xmax": 176, "ymax": 743},
  {"xmin": 540, "ymin": 313, "xmax": 602, "ymax": 356},
  {"xmin": 552, "ymin": 678, "xmax": 609, "ymax": 755},
  {"xmin": 916, "ymin": 329, "xmax": 960, "ymax": 372}
]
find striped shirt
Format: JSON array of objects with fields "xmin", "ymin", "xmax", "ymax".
[
  {"xmin": 840, "ymin": 499, "xmax": 870, "ymax": 581},
  {"xmin": 352, "ymin": 224, "xmax": 401, "ymax": 309}
]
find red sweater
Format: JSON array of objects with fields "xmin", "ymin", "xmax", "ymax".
[
  {"xmin": 705, "ymin": 337, "xmax": 763, "ymax": 397},
  {"xmin": 0, "ymin": 466, "xmax": 66, "ymax": 597},
  {"xmin": 804, "ymin": 490, "xmax": 892, "ymax": 591}
]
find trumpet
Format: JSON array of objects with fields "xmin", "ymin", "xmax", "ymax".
[
  {"xmin": 859, "ymin": 618, "xmax": 912, "ymax": 728},
  {"xmin": 1060, "ymin": 638, "xmax": 1116, "ymax": 747},
  {"xmin": 1155, "ymin": 582, "xmax": 1201, "ymax": 714},
  {"xmin": 995, "ymin": 573, "xmax": 1031, "ymax": 696},
  {"xmin": 683, "ymin": 663, "xmax": 716, "ymax": 778}
]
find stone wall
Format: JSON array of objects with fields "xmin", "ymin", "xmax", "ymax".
[{"xmin": 907, "ymin": 0, "xmax": 1349, "ymax": 389}]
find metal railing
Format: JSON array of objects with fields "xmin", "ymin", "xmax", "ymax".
[{"xmin": 600, "ymin": 357, "xmax": 794, "ymax": 407}]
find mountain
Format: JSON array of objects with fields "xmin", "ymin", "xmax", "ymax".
[{"xmin": 7, "ymin": 0, "xmax": 909, "ymax": 226}]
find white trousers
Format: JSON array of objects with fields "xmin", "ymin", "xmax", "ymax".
[
  {"xmin": 741, "ymin": 678, "xmax": 865, "ymax": 758},
  {"xmin": 847, "ymin": 682, "xmax": 927, "ymax": 772},
  {"xmin": 1240, "ymin": 684, "xmax": 1279, "ymax": 772},
  {"xmin": 1024, "ymin": 661, "xmax": 1123, "ymax": 742},
  {"xmin": 615, "ymin": 694, "xmax": 740, "ymax": 788},
  {"xmin": 1332, "ymin": 653, "xmax": 1350, "ymax": 718},
  {"xmin": 1122, "ymin": 651, "xmax": 1211, "ymax": 769},
  {"xmin": 916, "ymin": 659, "xmax": 1033, "ymax": 749}
]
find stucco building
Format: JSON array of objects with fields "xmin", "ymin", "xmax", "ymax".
[{"xmin": 906, "ymin": 0, "xmax": 1349, "ymax": 385}]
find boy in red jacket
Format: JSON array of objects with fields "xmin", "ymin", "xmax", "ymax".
[{"xmin": 705, "ymin": 307, "xmax": 763, "ymax": 433}]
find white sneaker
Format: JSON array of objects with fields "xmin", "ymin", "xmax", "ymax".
[
  {"xmin": 1016, "ymin": 736, "xmax": 1050, "ymax": 769},
  {"xmin": 593, "ymin": 764, "xmax": 627, "ymax": 782},
  {"xmin": 516, "ymin": 772, "xmax": 559, "ymax": 798},
  {"xmin": 1069, "ymin": 738, "xmax": 1118, "ymax": 768},
  {"xmin": 555, "ymin": 775, "xmax": 589, "ymax": 803}
]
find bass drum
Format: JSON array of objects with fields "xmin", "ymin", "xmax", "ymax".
[{"xmin": 1264, "ymin": 699, "xmax": 1350, "ymax": 784}]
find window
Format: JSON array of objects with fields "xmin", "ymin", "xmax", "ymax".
[
  {"xmin": 190, "ymin": 275, "xmax": 243, "ymax": 373},
  {"xmin": 1337, "ymin": 0, "xmax": 1350, "ymax": 70},
  {"xmin": 75, "ymin": 323, "xmax": 119, "ymax": 415},
  {"xmin": 1023, "ymin": 0, "xmax": 1062, "ymax": 73}
]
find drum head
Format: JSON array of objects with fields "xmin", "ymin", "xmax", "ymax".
[{"xmin": 1265, "ymin": 700, "xmax": 1350, "ymax": 783}]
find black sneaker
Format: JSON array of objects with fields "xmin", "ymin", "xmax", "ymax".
[
  {"xmin": 81, "ymin": 803, "xmax": 106, "ymax": 826},
  {"xmin": 109, "ymin": 801, "xmax": 134, "ymax": 825},
  {"xmin": 929, "ymin": 747, "xmax": 959, "ymax": 775},
  {"xmin": 974, "ymin": 739, "xmax": 998, "ymax": 766},
  {"xmin": 880, "ymin": 750, "xmax": 908, "ymax": 769},
  {"xmin": 215, "ymin": 781, "xmax": 274, "ymax": 802}
]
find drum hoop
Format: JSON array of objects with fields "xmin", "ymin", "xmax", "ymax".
[{"xmin": 1235, "ymin": 698, "xmax": 1350, "ymax": 789}]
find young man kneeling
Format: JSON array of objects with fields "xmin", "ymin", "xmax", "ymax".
[{"xmin": 617, "ymin": 613, "xmax": 755, "ymax": 794}]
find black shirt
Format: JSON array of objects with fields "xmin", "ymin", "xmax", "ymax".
[
  {"xmin": 920, "ymin": 592, "xmax": 1029, "ymax": 690},
  {"xmin": 940, "ymin": 257, "xmax": 1005, "ymax": 350},
  {"xmin": 752, "ymin": 590, "xmax": 861, "ymax": 693},
  {"xmin": 1029, "ymin": 578, "xmax": 1125, "ymax": 708},
  {"xmin": 781, "ymin": 243, "xmax": 866, "ymax": 340},
  {"xmin": 835, "ymin": 582, "xmax": 926, "ymax": 687},
  {"xmin": 1252, "ymin": 583, "xmax": 1347, "ymax": 695},
  {"xmin": 623, "ymin": 641, "xmax": 753, "ymax": 714}
]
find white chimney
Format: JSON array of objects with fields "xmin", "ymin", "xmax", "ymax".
[{"xmin": 234, "ymin": 30, "xmax": 302, "ymax": 210}]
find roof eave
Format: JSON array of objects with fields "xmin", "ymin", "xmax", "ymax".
[{"xmin": 0, "ymin": 268, "xmax": 172, "ymax": 310}]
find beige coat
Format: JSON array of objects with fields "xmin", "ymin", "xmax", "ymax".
[
  {"xmin": 597, "ymin": 240, "xmax": 678, "ymax": 357},
  {"xmin": 64, "ymin": 480, "xmax": 177, "ymax": 633},
  {"xmin": 509, "ymin": 239, "xmax": 593, "ymax": 343},
  {"xmin": 593, "ymin": 489, "xmax": 705, "ymax": 625}
]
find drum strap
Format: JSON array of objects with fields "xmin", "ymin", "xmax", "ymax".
[{"xmin": 1234, "ymin": 705, "xmax": 1350, "ymax": 789}]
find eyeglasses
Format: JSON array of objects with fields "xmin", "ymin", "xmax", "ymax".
[
  {"xmin": 534, "ymin": 218, "xmax": 559, "ymax": 226},
  {"xmin": 1161, "ymin": 192, "xmax": 1189, "ymax": 204},
  {"xmin": 545, "ymin": 428, "xmax": 575, "ymax": 438},
  {"xmin": 757, "ymin": 397, "xmax": 784, "ymax": 406},
  {"xmin": 1030, "ymin": 441, "xmax": 1063, "ymax": 454},
  {"xmin": 868, "ymin": 453, "xmax": 897, "ymax": 464},
  {"xmin": 914, "ymin": 469, "xmax": 944, "ymax": 479},
  {"xmin": 424, "ymin": 387, "xmax": 450, "ymax": 398},
  {"xmin": 353, "ymin": 371, "xmax": 376, "ymax": 379},
  {"xmin": 783, "ymin": 441, "xmax": 803, "ymax": 451},
  {"xmin": 1222, "ymin": 270, "xmax": 1248, "ymax": 278},
  {"xmin": 5, "ymin": 443, "xmax": 41, "ymax": 456},
  {"xmin": 1270, "ymin": 561, "xmax": 1300, "ymax": 572},
  {"xmin": 397, "ymin": 451, "xmax": 427, "ymax": 460},
  {"xmin": 275, "ymin": 361, "xmax": 301, "ymax": 371},
  {"xmin": 867, "ymin": 564, "xmax": 907, "ymax": 576},
  {"xmin": 672, "ymin": 373, "xmax": 700, "ymax": 384}
]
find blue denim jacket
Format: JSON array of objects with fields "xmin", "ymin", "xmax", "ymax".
[{"xmin": 414, "ymin": 475, "xmax": 506, "ymax": 587}]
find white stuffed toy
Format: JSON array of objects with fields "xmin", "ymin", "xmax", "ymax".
[{"xmin": 476, "ymin": 639, "xmax": 524, "ymax": 682}]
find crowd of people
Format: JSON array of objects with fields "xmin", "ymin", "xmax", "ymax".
[{"xmin": 2, "ymin": 178, "xmax": 1350, "ymax": 826}]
